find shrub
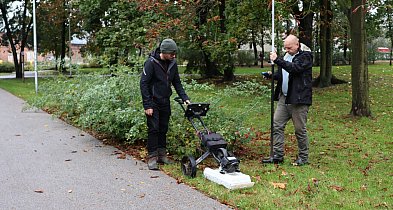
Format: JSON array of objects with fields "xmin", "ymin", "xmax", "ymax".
[
  {"xmin": 0, "ymin": 62, "xmax": 15, "ymax": 73},
  {"xmin": 235, "ymin": 50, "xmax": 255, "ymax": 67},
  {"xmin": 28, "ymin": 73, "xmax": 270, "ymax": 158}
]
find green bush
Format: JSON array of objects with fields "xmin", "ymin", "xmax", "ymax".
[
  {"xmin": 28, "ymin": 73, "xmax": 269, "ymax": 158},
  {"xmin": 235, "ymin": 50, "xmax": 255, "ymax": 67},
  {"xmin": 0, "ymin": 62, "xmax": 15, "ymax": 73}
]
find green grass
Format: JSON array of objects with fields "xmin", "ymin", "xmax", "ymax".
[
  {"xmin": 1, "ymin": 64, "xmax": 392, "ymax": 209},
  {"xmin": 163, "ymin": 64, "xmax": 393, "ymax": 209},
  {"xmin": 0, "ymin": 78, "xmax": 38, "ymax": 100}
]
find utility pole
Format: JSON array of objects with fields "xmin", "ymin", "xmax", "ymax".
[
  {"xmin": 69, "ymin": 0, "xmax": 72, "ymax": 77},
  {"xmin": 33, "ymin": 0, "xmax": 38, "ymax": 94}
]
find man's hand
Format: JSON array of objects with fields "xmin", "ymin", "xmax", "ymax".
[
  {"xmin": 261, "ymin": 71, "xmax": 272, "ymax": 79},
  {"xmin": 144, "ymin": 108, "xmax": 153, "ymax": 116},
  {"xmin": 270, "ymin": 52, "xmax": 277, "ymax": 62}
]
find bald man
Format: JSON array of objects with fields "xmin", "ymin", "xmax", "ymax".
[{"xmin": 262, "ymin": 35, "xmax": 313, "ymax": 166}]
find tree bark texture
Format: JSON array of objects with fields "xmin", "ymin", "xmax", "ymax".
[
  {"xmin": 0, "ymin": 3, "xmax": 20, "ymax": 78},
  {"xmin": 318, "ymin": 0, "xmax": 333, "ymax": 87},
  {"xmin": 292, "ymin": 0, "xmax": 314, "ymax": 50},
  {"xmin": 350, "ymin": 0, "xmax": 371, "ymax": 117},
  {"xmin": 196, "ymin": 0, "xmax": 220, "ymax": 77}
]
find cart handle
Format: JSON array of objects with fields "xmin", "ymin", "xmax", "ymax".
[{"xmin": 174, "ymin": 96, "xmax": 184, "ymax": 104}]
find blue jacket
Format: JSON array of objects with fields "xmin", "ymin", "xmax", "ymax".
[
  {"xmin": 273, "ymin": 50, "xmax": 313, "ymax": 105},
  {"xmin": 140, "ymin": 48, "xmax": 189, "ymax": 109}
]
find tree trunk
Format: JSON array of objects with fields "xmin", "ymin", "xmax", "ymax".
[
  {"xmin": 0, "ymin": 4, "xmax": 21, "ymax": 78},
  {"xmin": 318, "ymin": 0, "xmax": 333, "ymax": 87},
  {"xmin": 388, "ymin": 6, "xmax": 392, "ymax": 66},
  {"xmin": 343, "ymin": 26, "xmax": 349, "ymax": 64},
  {"xmin": 292, "ymin": 1, "xmax": 314, "ymax": 50},
  {"xmin": 60, "ymin": 0, "xmax": 68, "ymax": 72},
  {"xmin": 252, "ymin": 31, "xmax": 258, "ymax": 66},
  {"xmin": 196, "ymin": 0, "xmax": 219, "ymax": 77},
  {"xmin": 349, "ymin": 0, "xmax": 371, "ymax": 117},
  {"xmin": 219, "ymin": 0, "xmax": 234, "ymax": 81},
  {"xmin": 60, "ymin": 19, "xmax": 67, "ymax": 72},
  {"xmin": 389, "ymin": 38, "xmax": 393, "ymax": 66},
  {"xmin": 260, "ymin": 26, "xmax": 265, "ymax": 68}
]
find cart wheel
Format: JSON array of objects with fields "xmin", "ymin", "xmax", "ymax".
[{"xmin": 181, "ymin": 156, "xmax": 197, "ymax": 178}]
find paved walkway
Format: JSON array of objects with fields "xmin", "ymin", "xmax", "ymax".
[{"xmin": 0, "ymin": 88, "xmax": 231, "ymax": 210}]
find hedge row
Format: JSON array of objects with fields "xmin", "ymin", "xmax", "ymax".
[{"xmin": 27, "ymin": 72, "xmax": 269, "ymax": 158}]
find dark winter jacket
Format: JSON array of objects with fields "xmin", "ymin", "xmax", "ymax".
[
  {"xmin": 140, "ymin": 48, "xmax": 189, "ymax": 109},
  {"xmin": 273, "ymin": 50, "xmax": 313, "ymax": 105}
]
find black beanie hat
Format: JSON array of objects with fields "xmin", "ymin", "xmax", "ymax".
[{"xmin": 160, "ymin": 39, "xmax": 177, "ymax": 53}]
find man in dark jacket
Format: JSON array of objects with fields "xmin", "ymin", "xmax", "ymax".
[
  {"xmin": 140, "ymin": 38, "xmax": 190, "ymax": 170},
  {"xmin": 262, "ymin": 35, "xmax": 313, "ymax": 166}
]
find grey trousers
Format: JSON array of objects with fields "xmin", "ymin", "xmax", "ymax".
[{"xmin": 273, "ymin": 95, "xmax": 310, "ymax": 161}]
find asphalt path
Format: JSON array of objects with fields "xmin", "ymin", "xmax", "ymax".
[{"xmin": 0, "ymin": 88, "xmax": 231, "ymax": 210}]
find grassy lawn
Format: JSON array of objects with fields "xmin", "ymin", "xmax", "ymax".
[
  {"xmin": 1, "ymin": 64, "xmax": 392, "ymax": 209},
  {"xmin": 0, "ymin": 78, "xmax": 37, "ymax": 101},
  {"xmin": 164, "ymin": 64, "xmax": 393, "ymax": 209}
]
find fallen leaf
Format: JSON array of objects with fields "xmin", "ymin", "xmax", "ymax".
[
  {"xmin": 271, "ymin": 182, "xmax": 287, "ymax": 189},
  {"xmin": 68, "ymin": 190, "xmax": 73, "ymax": 193},
  {"xmin": 138, "ymin": 193, "xmax": 145, "ymax": 198},
  {"xmin": 34, "ymin": 189, "xmax": 44, "ymax": 193},
  {"xmin": 311, "ymin": 178, "xmax": 319, "ymax": 187},
  {"xmin": 65, "ymin": 159, "xmax": 72, "ymax": 161},
  {"xmin": 281, "ymin": 171, "xmax": 288, "ymax": 176},
  {"xmin": 150, "ymin": 175, "xmax": 159, "ymax": 178},
  {"xmin": 71, "ymin": 151, "xmax": 77, "ymax": 153},
  {"xmin": 117, "ymin": 153, "xmax": 126, "ymax": 159},
  {"xmin": 253, "ymin": 175, "xmax": 261, "ymax": 182},
  {"xmin": 330, "ymin": 185, "xmax": 344, "ymax": 191},
  {"xmin": 15, "ymin": 134, "xmax": 21, "ymax": 136},
  {"xmin": 374, "ymin": 202, "xmax": 388, "ymax": 208}
]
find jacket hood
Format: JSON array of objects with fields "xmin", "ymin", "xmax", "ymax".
[{"xmin": 149, "ymin": 47, "xmax": 161, "ymax": 60}]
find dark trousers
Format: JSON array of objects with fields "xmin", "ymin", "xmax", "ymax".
[{"xmin": 146, "ymin": 101, "xmax": 171, "ymax": 155}]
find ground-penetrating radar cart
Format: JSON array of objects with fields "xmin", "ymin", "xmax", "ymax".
[{"xmin": 174, "ymin": 97, "xmax": 240, "ymax": 178}]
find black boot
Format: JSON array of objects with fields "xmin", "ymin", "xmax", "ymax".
[
  {"xmin": 261, "ymin": 155, "xmax": 284, "ymax": 164},
  {"xmin": 157, "ymin": 148, "xmax": 173, "ymax": 164},
  {"xmin": 147, "ymin": 151, "xmax": 159, "ymax": 170}
]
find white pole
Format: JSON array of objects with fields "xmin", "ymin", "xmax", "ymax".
[
  {"xmin": 69, "ymin": 1, "xmax": 72, "ymax": 77},
  {"xmin": 271, "ymin": 0, "xmax": 275, "ymax": 54},
  {"xmin": 269, "ymin": 0, "xmax": 275, "ymax": 158},
  {"xmin": 33, "ymin": 0, "xmax": 38, "ymax": 94}
]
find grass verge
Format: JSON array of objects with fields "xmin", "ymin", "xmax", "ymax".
[{"xmin": 0, "ymin": 78, "xmax": 37, "ymax": 101}]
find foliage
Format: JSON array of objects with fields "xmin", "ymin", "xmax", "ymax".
[
  {"xmin": 77, "ymin": 0, "xmax": 147, "ymax": 66},
  {"xmin": 37, "ymin": 0, "xmax": 69, "ymax": 64},
  {"xmin": 26, "ymin": 70, "xmax": 270, "ymax": 158},
  {"xmin": 27, "ymin": 70, "xmax": 146, "ymax": 142},
  {"xmin": 0, "ymin": 0, "xmax": 34, "ymax": 78},
  {"xmin": 0, "ymin": 62, "xmax": 15, "ymax": 73},
  {"xmin": 235, "ymin": 50, "xmax": 256, "ymax": 67}
]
